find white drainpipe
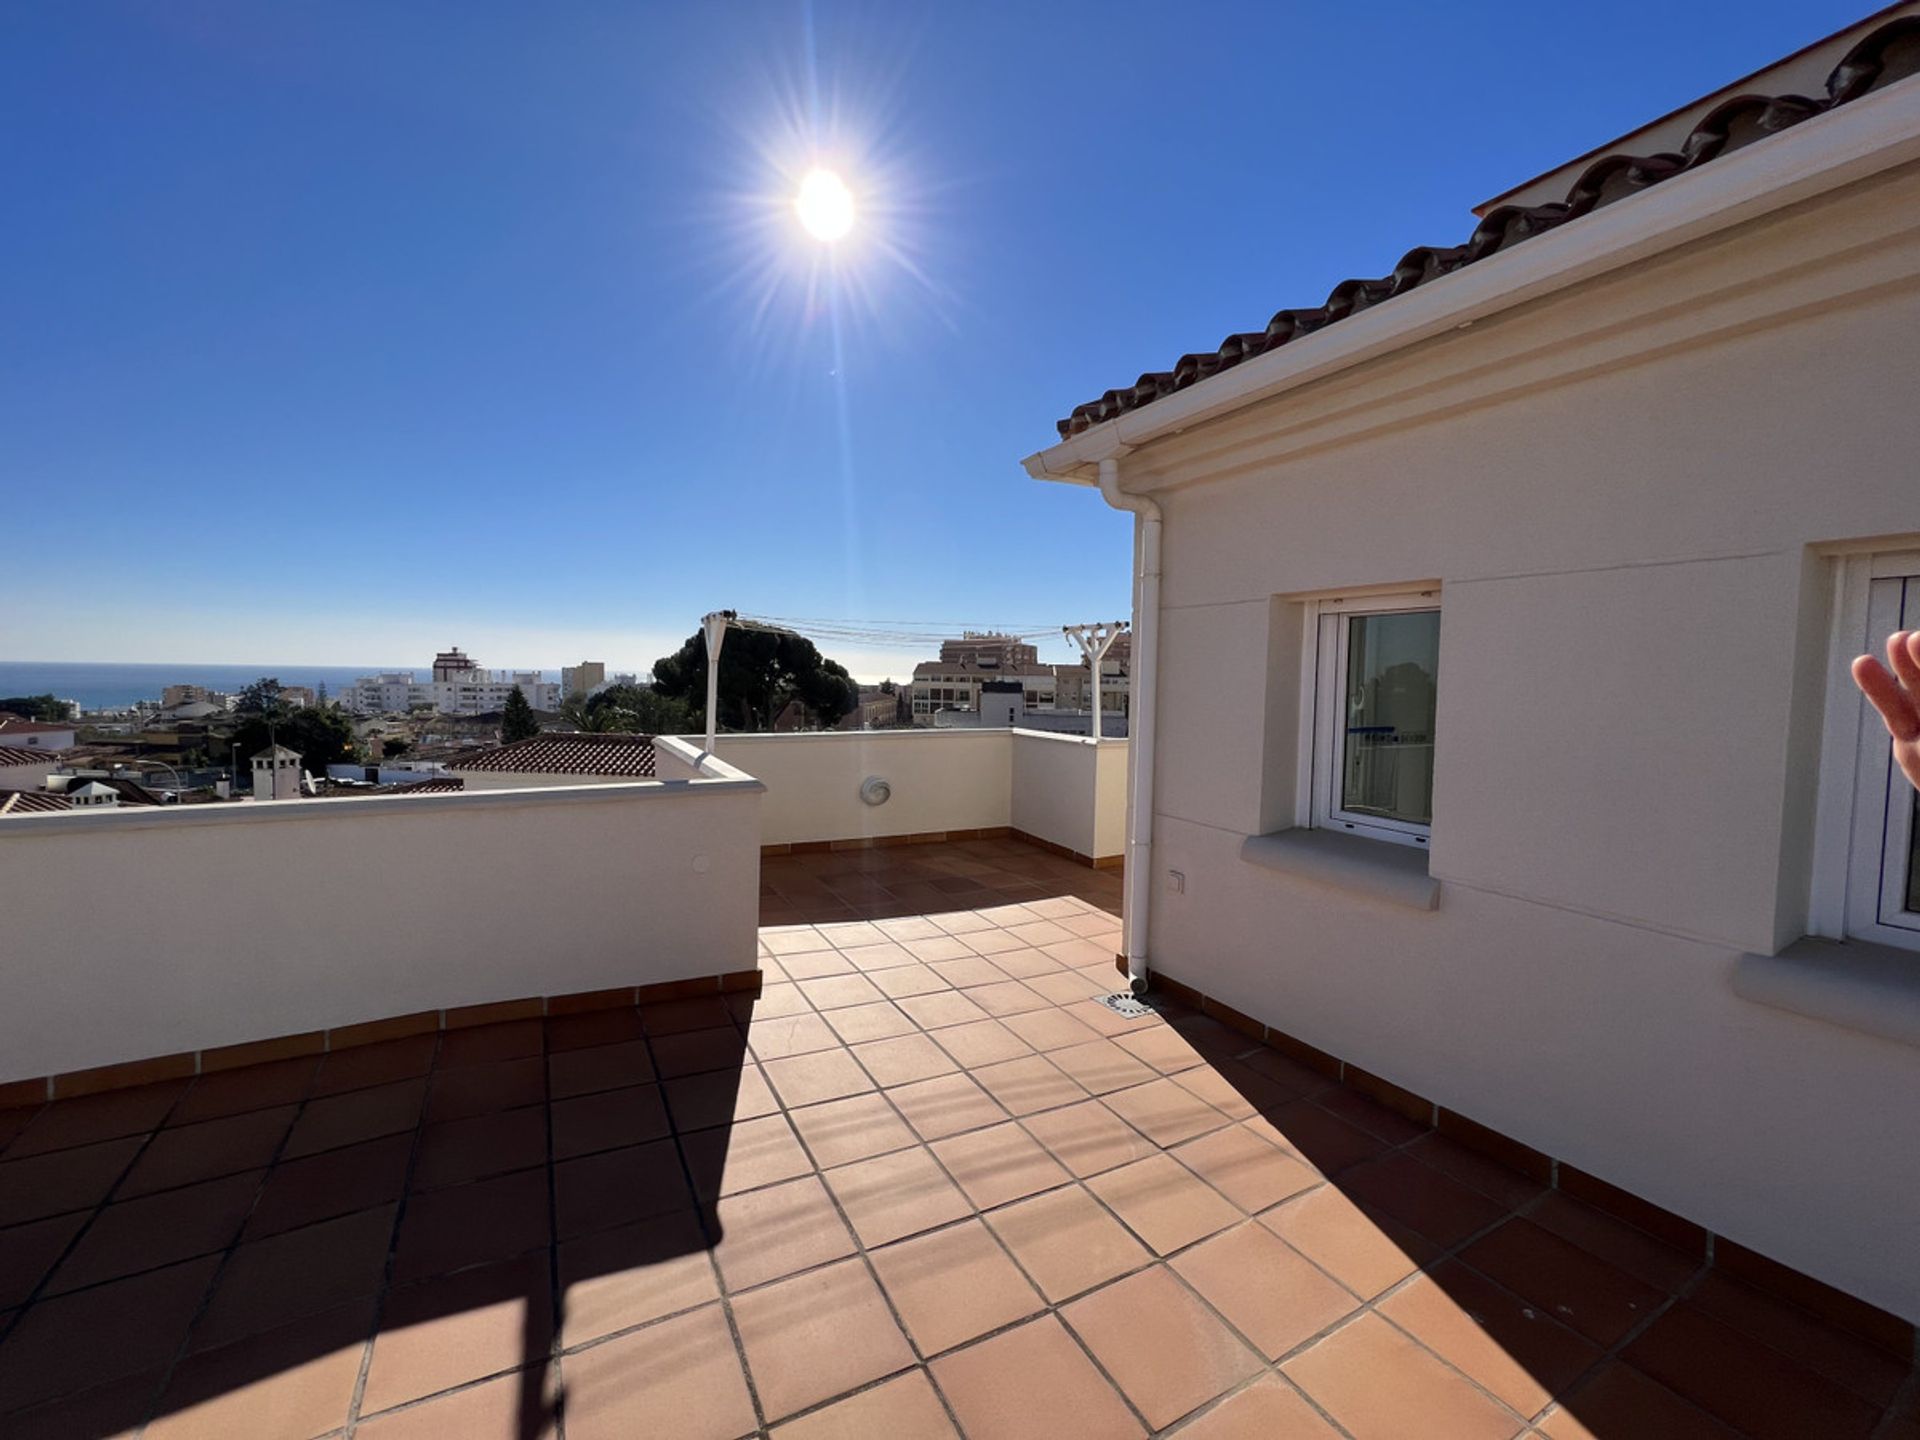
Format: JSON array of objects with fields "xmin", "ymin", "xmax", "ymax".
[{"xmin": 1097, "ymin": 455, "xmax": 1161, "ymax": 993}]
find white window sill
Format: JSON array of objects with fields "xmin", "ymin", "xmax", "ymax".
[
  {"xmin": 1731, "ymin": 936, "xmax": 1920, "ymax": 1050},
  {"xmin": 1240, "ymin": 827, "xmax": 1440, "ymax": 911}
]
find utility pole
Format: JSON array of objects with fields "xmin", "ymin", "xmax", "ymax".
[
  {"xmin": 701, "ymin": 610, "xmax": 735, "ymax": 753},
  {"xmin": 1062, "ymin": 621, "xmax": 1129, "ymax": 742}
]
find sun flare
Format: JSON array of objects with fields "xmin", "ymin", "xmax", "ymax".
[{"xmin": 795, "ymin": 168, "xmax": 855, "ymax": 241}]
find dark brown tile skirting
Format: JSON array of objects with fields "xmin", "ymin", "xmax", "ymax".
[
  {"xmin": 1130, "ymin": 957, "xmax": 1918, "ymax": 1361},
  {"xmin": 4, "ymin": 969, "xmax": 765, "ymax": 1107},
  {"xmin": 760, "ymin": 826, "xmax": 1122, "ymax": 870}
]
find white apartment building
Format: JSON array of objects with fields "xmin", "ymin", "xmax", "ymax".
[{"xmin": 338, "ymin": 650, "xmax": 561, "ymax": 716}]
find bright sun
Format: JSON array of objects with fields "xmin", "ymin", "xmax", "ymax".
[{"xmin": 795, "ymin": 168, "xmax": 854, "ymax": 242}]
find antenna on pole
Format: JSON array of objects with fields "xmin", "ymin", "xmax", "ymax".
[
  {"xmin": 1062, "ymin": 621, "xmax": 1129, "ymax": 742},
  {"xmin": 701, "ymin": 610, "xmax": 736, "ymax": 753}
]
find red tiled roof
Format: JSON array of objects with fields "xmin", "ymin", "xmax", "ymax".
[
  {"xmin": 0, "ymin": 788, "xmax": 72, "ymax": 815},
  {"xmin": 0, "ymin": 719, "xmax": 73, "ymax": 736},
  {"xmin": 1056, "ymin": 17, "xmax": 1920, "ymax": 439},
  {"xmin": 383, "ymin": 778, "xmax": 466, "ymax": 794},
  {"xmin": 0, "ymin": 747, "xmax": 53, "ymax": 768},
  {"xmin": 449, "ymin": 732, "xmax": 657, "ymax": 778}
]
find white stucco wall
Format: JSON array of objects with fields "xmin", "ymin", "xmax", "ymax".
[
  {"xmin": 0, "ymin": 776, "xmax": 763, "ymax": 1082},
  {"xmin": 1008, "ymin": 731, "xmax": 1114, "ymax": 860},
  {"xmin": 1071, "ymin": 160, "xmax": 1920, "ymax": 1319}
]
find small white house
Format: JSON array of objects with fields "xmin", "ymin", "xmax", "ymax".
[
  {"xmin": 0, "ymin": 718, "xmax": 76, "ymax": 751},
  {"xmin": 250, "ymin": 744, "xmax": 305, "ymax": 802},
  {"xmin": 1024, "ymin": 11, "xmax": 1920, "ymax": 1325},
  {"xmin": 0, "ymin": 745, "xmax": 56, "ymax": 793}
]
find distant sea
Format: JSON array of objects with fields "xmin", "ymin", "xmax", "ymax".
[{"xmin": 0, "ymin": 662, "xmax": 404, "ymax": 711}]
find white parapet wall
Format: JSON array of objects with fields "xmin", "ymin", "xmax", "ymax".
[
  {"xmin": 700, "ymin": 729, "xmax": 1127, "ymax": 861},
  {"xmin": 0, "ymin": 737, "xmax": 763, "ymax": 1084}
]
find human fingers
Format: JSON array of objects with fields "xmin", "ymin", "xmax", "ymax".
[{"xmin": 1854, "ymin": 654, "xmax": 1920, "ymax": 741}]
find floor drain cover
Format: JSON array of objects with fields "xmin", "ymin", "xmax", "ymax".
[{"xmin": 1093, "ymin": 992, "xmax": 1155, "ymax": 1019}]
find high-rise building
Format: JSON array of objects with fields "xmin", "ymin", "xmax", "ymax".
[
  {"xmin": 562, "ymin": 661, "xmax": 607, "ymax": 700},
  {"xmin": 432, "ymin": 647, "xmax": 478, "ymax": 682}
]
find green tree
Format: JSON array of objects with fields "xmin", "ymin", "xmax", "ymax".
[
  {"xmin": 235, "ymin": 678, "xmax": 289, "ymax": 720},
  {"xmin": 564, "ymin": 683, "xmax": 693, "ymax": 734},
  {"xmin": 381, "ymin": 738, "xmax": 412, "ymax": 759},
  {"xmin": 501, "ymin": 685, "xmax": 540, "ymax": 743},
  {"xmin": 0, "ymin": 694, "xmax": 75, "ymax": 722},
  {"xmin": 651, "ymin": 627, "xmax": 857, "ymax": 732},
  {"xmin": 232, "ymin": 706, "xmax": 359, "ymax": 785}
]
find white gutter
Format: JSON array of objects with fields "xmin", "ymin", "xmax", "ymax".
[
  {"xmin": 1098, "ymin": 456, "xmax": 1159, "ymax": 993},
  {"xmin": 1024, "ymin": 72, "xmax": 1920, "ymax": 483}
]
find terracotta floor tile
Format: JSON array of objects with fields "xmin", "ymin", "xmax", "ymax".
[
  {"xmin": 870, "ymin": 1218, "xmax": 1044, "ymax": 1355},
  {"xmin": 1103, "ymin": 1076, "xmax": 1231, "ymax": 1147},
  {"xmin": 988, "ymin": 947, "xmax": 1072, "ymax": 981},
  {"xmin": 1282, "ymin": 1312, "xmax": 1523, "ymax": 1440},
  {"xmin": 853, "ymin": 1034, "xmax": 959, "ymax": 1088},
  {"xmin": 1258, "ymin": 1099, "xmax": 1388, "ymax": 1175},
  {"xmin": 551, "ymin": 1084, "xmax": 670, "ymax": 1159},
  {"xmin": 1173, "ymin": 1222, "xmax": 1361, "ymax": 1360},
  {"xmin": 47, "ymin": 1169, "xmax": 260, "ymax": 1294},
  {"xmin": 984, "ymin": 1182, "xmax": 1150, "ymax": 1301},
  {"xmin": 147, "ymin": 1298, "xmax": 373, "ymax": 1440},
  {"xmin": 1380, "ymin": 1262, "xmax": 1603, "ymax": 1416},
  {"xmin": 762, "ymin": 926, "xmax": 831, "ymax": 956},
  {"xmin": 171, "ymin": 1057, "xmax": 317, "ymax": 1126},
  {"xmin": 1, "ymin": 1366, "xmax": 161, "ymax": 1440},
  {"xmin": 192, "ymin": 1204, "xmax": 397, "ymax": 1351},
  {"xmin": 1536, "ymin": 1362, "xmax": 1742, "ymax": 1440},
  {"xmin": 1314, "ymin": 1085, "xmax": 1430, "ymax": 1143},
  {"xmin": 778, "ymin": 948, "xmax": 858, "ymax": 980},
  {"xmin": 931, "ymin": 1314, "xmax": 1145, "ymax": 1440},
  {"xmin": 1688, "ymin": 1271, "xmax": 1908, "ymax": 1407},
  {"xmin": 1024, "ymin": 1035, "xmax": 1142, "ymax": 1090},
  {"xmin": 0, "ymin": 1255, "xmax": 219, "ymax": 1412},
  {"xmin": 1460, "ymin": 1217, "xmax": 1663, "ymax": 1347},
  {"xmin": 733, "ymin": 1256, "xmax": 915, "ymax": 1421},
  {"xmin": 652, "ymin": 1026, "xmax": 750, "ymax": 1079},
  {"xmin": 1260, "ymin": 1187, "xmax": 1436, "ymax": 1299},
  {"xmin": 929, "ymin": 956, "xmax": 1010, "ymax": 989},
  {"xmin": 642, "ymin": 997, "xmax": 737, "ymax": 1035},
  {"xmin": 823, "ymin": 1001, "xmax": 918, "ymax": 1045},
  {"xmin": 928, "ymin": 1122, "xmax": 1068, "ymax": 1215},
  {"xmin": 1171, "ymin": 1062, "xmax": 1294, "ymax": 1120},
  {"xmin": 968, "ymin": 1055, "xmax": 1087, "ymax": 1117},
  {"xmin": 282, "ymin": 1077, "xmax": 427, "ymax": 1158},
  {"xmin": 1021, "ymin": 1098, "xmax": 1157, "ymax": 1178},
  {"xmin": 393, "ymin": 1167, "xmax": 549, "ymax": 1282},
  {"xmin": 1404, "ymin": 1133, "xmax": 1546, "ymax": 1211},
  {"xmin": 0, "ymin": 1211, "xmax": 86, "ymax": 1308},
  {"xmin": 839, "ymin": 941, "xmax": 921, "ymax": 972},
  {"xmin": 1173, "ymin": 1375, "xmax": 1346, "ymax": 1439},
  {"xmin": 897, "ymin": 990, "xmax": 992, "ymax": 1030},
  {"xmin": 664, "ymin": 1063, "xmax": 780, "ymax": 1132},
  {"xmin": 763, "ymin": 1048, "xmax": 875, "ymax": 1108},
  {"xmin": 558, "ymin": 1211, "xmax": 717, "ymax": 1348},
  {"xmin": 1105, "ymin": 1029, "xmax": 1205, "ymax": 1075},
  {"xmin": 563, "ymin": 1302, "xmax": 757, "ymax": 1440},
  {"xmin": 730, "ymin": 982, "xmax": 812, "ymax": 1023},
  {"xmin": 769, "ymin": 1368, "xmax": 958, "ymax": 1439},
  {"xmin": 930, "ymin": 910, "xmax": 998, "ymax": 936},
  {"xmin": 555, "ymin": 1139, "xmax": 690, "ymax": 1240},
  {"xmin": 797, "ymin": 974, "xmax": 888, "ymax": 1011},
  {"xmin": 1065, "ymin": 1264, "xmax": 1263, "ymax": 1428},
  {"xmin": 243, "ymin": 1133, "xmax": 412, "ymax": 1239},
  {"xmin": 413, "ymin": 1106, "xmax": 547, "ymax": 1189},
  {"xmin": 711, "ymin": 1174, "xmax": 855, "ymax": 1291},
  {"xmin": 5, "ymin": 1081, "xmax": 186, "ymax": 1158},
  {"xmin": 683, "ymin": 1112, "xmax": 814, "ymax": 1198},
  {"xmin": 881, "ymin": 914, "xmax": 956, "ymax": 941},
  {"xmin": 787, "ymin": 1091, "xmax": 919, "ymax": 1168},
  {"xmin": 362, "ymin": 1252, "xmax": 552, "ymax": 1412},
  {"xmin": 310, "ymin": 1035, "xmax": 437, "ymax": 1098},
  {"xmin": 872, "ymin": 964, "xmax": 953, "ymax": 998},
  {"xmin": 1623, "ymin": 1302, "xmax": 1882, "ymax": 1440},
  {"xmin": 1087, "ymin": 1154, "xmax": 1241, "ymax": 1255},
  {"xmin": 817, "ymin": 920, "xmax": 890, "ymax": 949},
  {"xmin": 823, "ymin": 1145, "xmax": 971, "ymax": 1248},
  {"xmin": 931, "ymin": 1018, "xmax": 1034, "ymax": 1068},
  {"xmin": 1341, "ymin": 1151, "xmax": 1510, "ymax": 1248},
  {"xmin": 0, "ymin": 1136, "xmax": 143, "ymax": 1226},
  {"xmin": 357, "ymin": 1365, "xmax": 559, "ymax": 1440},
  {"xmin": 425, "ymin": 1056, "xmax": 546, "ymax": 1123},
  {"xmin": 747, "ymin": 1013, "xmax": 844, "ymax": 1062},
  {"xmin": 1004, "ymin": 919, "xmax": 1075, "ymax": 947},
  {"xmin": 888, "ymin": 1073, "xmax": 1009, "ymax": 1142},
  {"xmin": 963, "ymin": 980, "xmax": 1053, "ymax": 1019},
  {"xmin": 439, "ymin": 1019, "xmax": 543, "ymax": 1068},
  {"xmin": 1523, "ymin": 1191, "xmax": 1701, "ymax": 1294},
  {"xmin": 1174, "ymin": 1122, "xmax": 1319, "ymax": 1215},
  {"xmin": 545, "ymin": 1005, "xmax": 646, "ymax": 1053}
]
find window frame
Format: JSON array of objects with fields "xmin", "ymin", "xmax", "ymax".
[
  {"xmin": 1813, "ymin": 550, "xmax": 1920, "ymax": 952},
  {"xmin": 1298, "ymin": 588, "xmax": 1441, "ymax": 850}
]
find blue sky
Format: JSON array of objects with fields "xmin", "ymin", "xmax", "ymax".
[{"xmin": 0, "ymin": 0, "xmax": 1866, "ymax": 679}]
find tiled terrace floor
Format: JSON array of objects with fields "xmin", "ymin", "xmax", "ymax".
[{"xmin": 0, "ymin": 840, "xmax": 1913, "ymax": 1438}]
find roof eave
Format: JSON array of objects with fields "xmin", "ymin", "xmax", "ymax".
[{"xmin": 1024, "ymin": 71, "xmax": 1920, "ymax": 488}]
